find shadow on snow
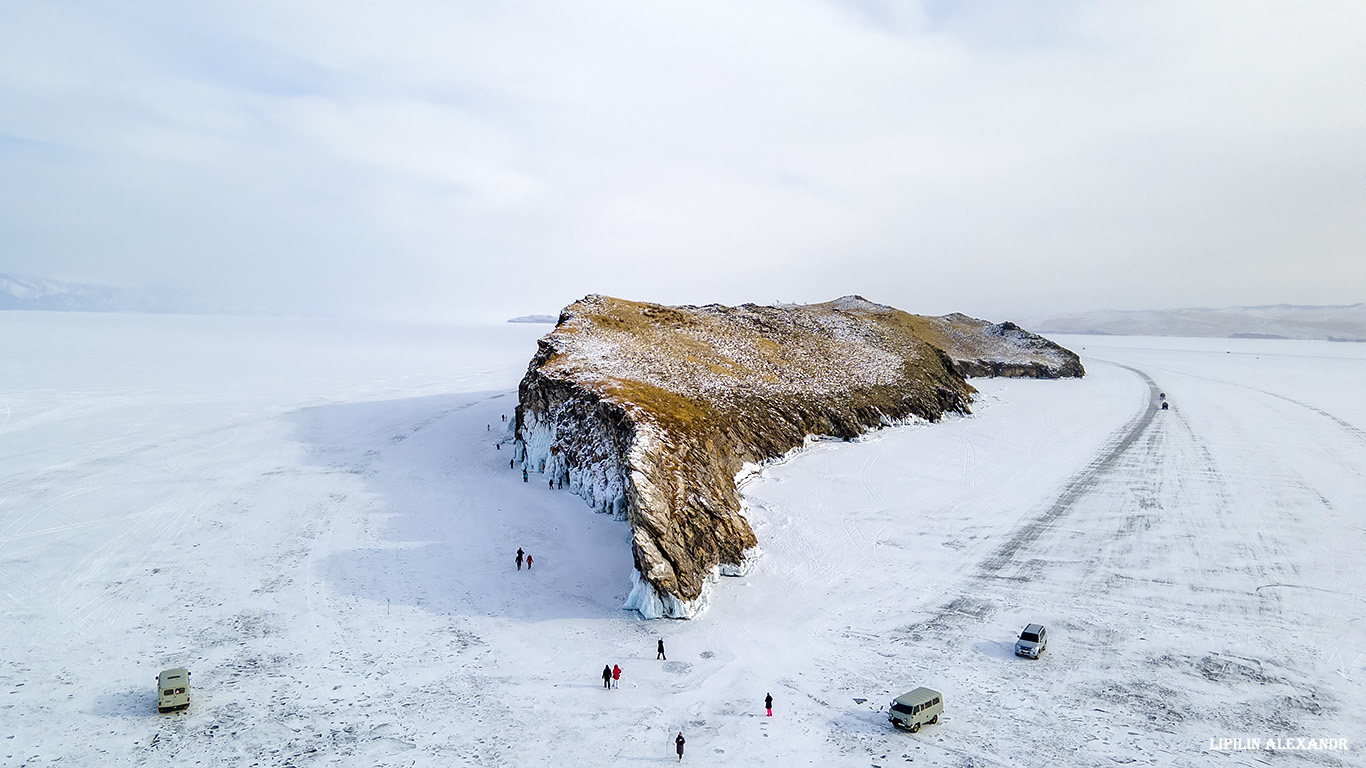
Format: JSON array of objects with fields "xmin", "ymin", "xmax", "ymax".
[{"xmin": 284, "ymin": 390, "xmax": 636, "ymax": 624}]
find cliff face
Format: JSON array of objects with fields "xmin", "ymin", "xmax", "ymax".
[{"xmin": 514, "ymin": 295, "xmax": 1083, "ymax": 618}]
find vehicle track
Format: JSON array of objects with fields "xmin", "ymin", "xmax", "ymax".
[
  {"xmin": 973, "ymin": 363, "xmax": 1161, "ymax": 580},
  {"xmin": 1172, "ymin": 368, "xmax": 1365, "ymax": 445},
  {"xmin": 889, "ymin": 362, "xmax": 1164, "ymax": 649},
  {"xmin": 884, "ymin": 357, "xmax": 1363, "ymax": 766}
]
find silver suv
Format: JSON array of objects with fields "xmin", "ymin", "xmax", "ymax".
[{"xmin": 1015, "ymin": 624, "xmax": 1047, "ymax": 658}]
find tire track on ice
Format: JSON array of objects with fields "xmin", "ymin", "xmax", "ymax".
[
  {"xmin": 894, "ymin": 362, "xmax": 1162, "ymax": 637},
  {"xmin": 1172, "ymin": 369, "xmax": 1366, "ymax": 445},
  {"xmin": 973, "ymin": 362, "xmax": 1161, "ymax": 580}
]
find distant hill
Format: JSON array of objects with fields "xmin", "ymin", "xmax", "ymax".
[
  {"xmin": 1019, "ymin": 304, "xmax": 1366, "ymax": 341},
  {"xmin": 507, "ymin": 314, "xmax": 558, "ymax": 324},
  {"xmin": 0, "ymin": 274, "xmax": 206, "ymax": 314}
]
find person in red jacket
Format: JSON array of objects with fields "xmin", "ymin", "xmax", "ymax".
[{"xmin": 612, "ymin": 664, "xmax": 621, "ymax": 688}]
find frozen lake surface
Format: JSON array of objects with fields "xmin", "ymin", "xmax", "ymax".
[{"xmin": 2, "ymin": 313, "xmax": 1362, "ymax": 766}]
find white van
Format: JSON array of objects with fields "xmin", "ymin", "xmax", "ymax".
[
  {"xmin": 888, "ymin": 687, "xmax": 943, "ymax": 732},
  {"xmin": 157, "ymin": 668, "xmax": 190, "ymax": 712}
]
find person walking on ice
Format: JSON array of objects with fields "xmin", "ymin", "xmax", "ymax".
[
  {"xmin": 526, "ymin": 554, "xmax": 533, "ymax": 570},
  {"xmin": 675, "ymin": 732, "xmax": 685, "ymax": 761},
  {"xmin": 612, "ymin": 664, "xmax": 621, "ymax": 687},
  {"xmin": 523, "ymin": 468, "xmax": 528, "ymax": 482},
  {"xmin": 516, "ymin": 548, "xmax": 524, "ymax": 571},
  {"xmin": 765, "ymin": 692, "xmax": 773, "ymax": 716},
  {"xmin": 602, "ymin": 665, "xmax": 612, "ymax": 689},
  {"xmin": 657, "ymin": 639, "xmax": 666, "ymax": 660}
]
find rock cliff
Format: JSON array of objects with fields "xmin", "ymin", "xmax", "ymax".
[{"xmin": 514, "ymin": 295, "xmax": 1083, "ymax": 618}]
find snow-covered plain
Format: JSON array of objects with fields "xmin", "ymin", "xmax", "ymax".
[{"xmin": 2, "ymin": 314, "xmax": 1362, "ymax": 766}]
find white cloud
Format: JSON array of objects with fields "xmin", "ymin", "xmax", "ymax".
[{"xmin": 1, "ymin": 0, "xmax": 1363, "ymax": 320}]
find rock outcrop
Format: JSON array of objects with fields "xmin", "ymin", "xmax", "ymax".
[{"xmin": 514, "ymin": 295, "xmax": 1083, "ymax": 618}]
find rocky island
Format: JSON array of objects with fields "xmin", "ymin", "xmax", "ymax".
[{"xmin": 514, "ymin": 295, "xmax": 1083, "ymax": 618}]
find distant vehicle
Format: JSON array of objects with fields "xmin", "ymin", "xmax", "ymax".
[
  {"xmin": 157, "ymin": 668, "xmax": 190, "ymax": 712},
  {"xmin": 1015, "ymin": 624, "xmax": 1047, "ymax": 658},
  {"xmin": 888, "ymin": 687, "xmax": 943, "ymax": 732}
]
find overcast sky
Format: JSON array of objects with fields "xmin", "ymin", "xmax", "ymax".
[{"xmin": 2, "ymin": 1, "xmax": 1363, "ymax": 322}]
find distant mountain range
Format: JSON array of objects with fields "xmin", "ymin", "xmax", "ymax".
[
  {"xmin": 1019, "ymin": 304, "xmax": 1366, "ymax": 341},
  {"xmin": 0, "ymin": 273, "xmax": 212, "ymax": 314},
  {"xmin": 5, "ymin": 273, "xmax": 1360, "ymax": 341}
]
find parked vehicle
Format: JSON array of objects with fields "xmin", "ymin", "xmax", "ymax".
[
  {"xmin": 1015, "ymin": 624, "xmax": 1047, "ymax": 658},
  {"xmin": 157, "ymin": 668, "xmax": 190, "ymax": 712},
  {"xmin": 888, "ymin": 687, "xmax": 943, "ymax": 732}
]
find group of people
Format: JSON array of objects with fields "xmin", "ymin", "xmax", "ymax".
[
  {"xmin": 514, "ymin": 462, "xmax": 564, "ymax": 490},
  {"xmin": 497, "ymin": 418, "xmax": 773, "ymax": 762},
  {"xmin": 597, "ymin": 640, "xmax": 774, "ymax": 760},
  {"xmin": 501, "ymin": 416, "xmax": 566, "ymax": 489}
]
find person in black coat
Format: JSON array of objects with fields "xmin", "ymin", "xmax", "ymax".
[
  {"xmin": 675, "ymin": 732, "xmax": 685, "ymax": 761},
  {"xmin": 657, "ymin": 639, "xmax": 666, "ymax": 660},
  {"xmin": 602, "ymin": 665, "xmax": 612, "ymax": 689},
  {"xmin": 765, "ymin": 692, "xmax": 773, "ymax": 716}
]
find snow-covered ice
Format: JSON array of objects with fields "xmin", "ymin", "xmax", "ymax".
[{"xmin": 1, "ymin": 314, "xmax": 1362, "ymax": 766}]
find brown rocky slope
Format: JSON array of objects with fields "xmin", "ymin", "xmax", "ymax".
[{"xmin": 513, "ymin": 295, "xmax": 1083, "ymax": 618}]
